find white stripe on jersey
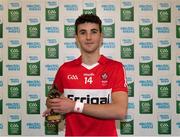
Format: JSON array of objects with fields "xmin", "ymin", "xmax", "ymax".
[
  {"xmin": 64, "ymin": 89, "xmax": 112, "ymax": 104},
  {"xmin": 81, "ymin": 62, "xmax": 99, "ymax": 70}
]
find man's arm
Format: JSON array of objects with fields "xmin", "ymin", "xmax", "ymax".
[
  {"xmin": 45, "ymin": 91, "xmax": 128, "ymax": 120},
  {"xmin": 83, "ymin": 91, "xmax": 128, "ymax": 119}
]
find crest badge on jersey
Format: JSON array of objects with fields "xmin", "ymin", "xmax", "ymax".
[{"xmin": 101, "ymin": 72, "xmax": 108, "ymax": 86}]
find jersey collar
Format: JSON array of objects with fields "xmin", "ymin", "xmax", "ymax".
[{"xmin": 74, "ymin": 55, "xmax": 108, "ymax": 65}]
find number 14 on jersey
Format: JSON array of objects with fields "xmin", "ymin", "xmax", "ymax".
[{"xmin": 84, "ymin": 77, "xmax": 93, "ymax": 84}]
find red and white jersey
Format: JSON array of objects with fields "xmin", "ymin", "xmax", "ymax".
[{"xmin": 54, "ymin": 55, "xmax": 128, "ymax": 136}]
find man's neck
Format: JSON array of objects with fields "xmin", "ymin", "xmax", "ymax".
[{"xmin": 81, "ymin": 53, "xmax": 101, "ymax": 65}]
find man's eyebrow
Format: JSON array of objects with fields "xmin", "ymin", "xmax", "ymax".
[
  {"xmin": 79, "ymin": 29, "xmax": 86, "ymax": 32},
  {"xmin": 91, "ymin": 28, "xmax": 99, "ymax": 31},
  {"xmin": 78, "ymin": 28, "xmax": 99, "ymax": 32},
  {"xmin": 79, "ymin": 29, "xmax": 98, "ymax": 32}
]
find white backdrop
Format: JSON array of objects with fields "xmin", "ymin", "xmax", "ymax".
[{"xmin": 0, "ymin": 0, "xmax": 180, "ymax": 136}]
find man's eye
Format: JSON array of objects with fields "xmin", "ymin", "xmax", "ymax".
[
  {"xmin": 79, "ymin": 31, "xmax": 85, "ymax": 35},
  {"xmin": 92, "ymin": 31, "xmax": 97, "ymax": 34}
]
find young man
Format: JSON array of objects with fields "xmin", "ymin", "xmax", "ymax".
[{"xmin": 43, "ymin": 14, "xmax": 128, "ymax": 136}]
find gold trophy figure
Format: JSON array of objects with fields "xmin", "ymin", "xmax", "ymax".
[{"xmin": 46, "ymin": 85, "xmax": 64, "ymax": 123}]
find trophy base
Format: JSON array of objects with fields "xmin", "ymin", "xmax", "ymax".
[{"xmin": 47, "ymin": 114, "xmax": 62, "ymax": 121}]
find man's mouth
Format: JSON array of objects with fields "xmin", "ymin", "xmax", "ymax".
[{"xmin": 85, "ymin": 42, "xmax": 93, "ymax": 45}]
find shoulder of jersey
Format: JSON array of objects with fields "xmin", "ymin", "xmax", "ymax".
[
  {"xmin": 106, "ymin": 57, "xmax": 123, "ymax": 67},
  {"xmin": 61, "ymin": 59, "xmax": 78, "ymax": 68}
]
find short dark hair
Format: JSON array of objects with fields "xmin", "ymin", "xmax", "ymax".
[{"xmin": 75, "ymin": 14, "xmax": 102, "ymax": 35}]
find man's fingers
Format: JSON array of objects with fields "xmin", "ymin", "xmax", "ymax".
[{"xmin": 42, "ymin": 108, "xmax": 51, "ymax": 117}]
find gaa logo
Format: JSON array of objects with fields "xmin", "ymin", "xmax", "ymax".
[{"xmin": 67, "ymin": 75, "xmax": 78, "ymax": 80}]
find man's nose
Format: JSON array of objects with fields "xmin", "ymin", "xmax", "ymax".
[{"xmin": 86, "ymin": 33, "xmax": 92, "ymax": 40}]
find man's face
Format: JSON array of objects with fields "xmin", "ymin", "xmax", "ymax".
[{"xmin": 75, "ymin": 22, "xmax": 103, "ymax": 54}]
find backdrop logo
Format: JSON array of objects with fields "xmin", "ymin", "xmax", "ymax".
[
  {"xmin": 27, "ymin": 93, "xmax": 40, "ymax": 114},
  {"xmin": 139, "ymin": 17, "xmax": 152, "ymax": 38},
  {"xmin": 158, "ymin": 77, "xmax": 171, "ymax": 98},
  {"xmin": 139, "ymin": 80, "xmax": 153, "ymax": 87},
  {"xmin": 139, "ymin": 55, "xmax": 153, "ymax": 76},
  {"xmin": 46, "ymin": 38, "xmax": 59, "ymax": 59},
  {"xmin": 139, "ymin": 122, "xmax": 153, "ymax": 129},
  {"xmin": 124, "ymin": 64, "xmax": 135, "ymax": 72},
  {"xmin": 156, "ymin": 102, "xmax": 170, "ymax": 109},
  {"xmin": 120, "ymin": 26, "xmax": 134, "ymax": 34},
  {"xmin": 101, "ymin": 3, "xmax": 115, "ymax": 11},
  {"xmin": 176, "ymin": 93, "xmax": 180, "ymax": 114},
  {"xmin": 102, "ymin": 17, "xmax": 115, "ymax": 38},
  {"xmin": 83, "ymin": 1, "xmax": 96, "ymax": 14},
  {"xmin": 140, "ymin": 93, "xmax": 153, "ymax": 114},
  {"xmin": 158, "ymin": 113, "xmax": 171, "ymax": 134},
  {"xmin": 0, "ymin": 55, "xmax": 2, "ymax": 76},
  {"xmin": 120, "ymin": 114, "xmax": 134, "ymax": 135},
  {"xmin": 176, "ymin": 5, "xmax": 180, "ymax": 11},
  {"xmin": 27, "ymin": 55, "xmax": 40, "ymax": 76},
  {"xmin": 46, "ymin": 0, "xmax": 59, "ymax": 21},
  {"xmin": 127, "ymin": 76, "xmax": 134, "ymax": 97},
  {"xmin": 176, "ymin": 17, "xmax": 180, "ymax": 38},
  {"xmin": 45, "ymin": 77, "xmax": 54, "ymax": 97},
  {"xmin": 156, "ymin": 64, "xmax": 170, "ymax": 71},
  {"xmin": 26, "ymin": 122, "xmax": 41, "ymax": 129},
  {"xmin": 8, "ymin": 1, "xmax": 22, "ymax": 22},
  {"xmin": 64, "ymin": 4, "xmax": 78, "ymax": 11},
  {"xmin": 176, "ymin": 56, "xmax": 180, "ymax": 76},
  {"xmin": 64, "ymin": 17, "xmax": 75, "ymax": 38},
  {"xmin": 0, "ymin": 18, "xmax": 2, "ymax": 38},
  {"xmin": 176, "ymin": 80, "xmax": 180, "ymax": 87},
  {"xmin": 8, "ymin": 77, "xmax": 21, "ymax": 98},
  {"xmin": 6, "ymin": 26, "xmax": 20, "ymax": 33},
  {"xmin": 45, "ymin": 120, "xmax": 58, "ymax": 135},
  {"xmin": 139, "ymin": 41, "xmax": 153, "ymax": 49},
  {"xmin": 6, "ymin": 64, "xmax": 20, "ymax": 72},
  {"xmin": 128, "ymin": 102, "xmax": 135, "ymax": 109},
  {"xmin": 0, "ymin": 4, "xmax": 3, "ymax": 11},
  {"xmin": 26, "ymin": 4, "xmax": 41, "ymax": 11},
  {"xmin": 26, "ymin": 41, "xmax": 41, "ymax": 49},
  {"xmin": 0, "ymin": 80, "xmax": 3, "ymax": 87},
  {"xmin": 158, "ymin": 2, "xmax": 171, "ymax": 22},
  {"xmin": 0, "ymin": 93, "xmax": 3, "ymax": 114},
  {"xmin": 6, "ymin": 102, "xmax": 20, "ymax": 110},
  {"xmin": 139, "ymin": 4, "xmax": 153, "ymax": 11},
  {"xmin": 45, "ymin": 64, "xmax": 59, "ymax": 72},
  {"xmin": 8, "ymin": 39, "xmax": 21, "ymax": 60},
  {"xmin": 64, "ymin": 55, "xmax": 77, "ymax": 62},
  {"xmin": 0, "ymin": 123, "xmax": 3, "ymax": 130},
  {"xmin": 176, "ymin": 122, "xmax": 180, "ymax": 128},
  {"xmin": 64, "ymin": 41, "xmax": 77, "ymax": 49},
  {"xmin": 158, "ymin": 39, "xmax": 171, "ymax": 60},
  {"xmin": 8, "ymin": 114, "xmax": 21, "ymax": 135},
  {"xmin": 26, "ymin": 80, "xmax": 41, "ymax": 87},
  {"xmin": 27, "ymin": 17, "xmax": 40, "ymax": 38},
  {"xmin": 156, "ymin": 26, "xmax": 170, "ymax": 34},
  {"xmin": 45, "ymin": 26, "xmax": 59, "ymax": 33},
  {"xmin": 103, "ymin": 41, "xmax": 115, "ymax": 49},
  {"xmin": 121, "ymin": 0, "xmax": 134, "ymax": 21},
  {"xmin": 0, "ymin": 42, "xmax": 3, "ymax": 48},
  {"xmin": 121, "ymin": 38, "xmax": 134, "ymax": 59}
]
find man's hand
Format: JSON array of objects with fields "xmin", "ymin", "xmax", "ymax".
[{"xmin": 44, "ymin": 97, "xmax": 75, "ymax": 114}]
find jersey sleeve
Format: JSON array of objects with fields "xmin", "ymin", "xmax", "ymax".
[
  {"xmin": 53, "ymin": 65, "xmax": 64, "ymax": 93},
  {"xmin": 111, "ymin": 63, "xmax": 128, "ymax": 93}
]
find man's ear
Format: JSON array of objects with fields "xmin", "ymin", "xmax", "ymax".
[
  {"xmin": 100, "ymin": 33, "xmax": 104, "ymax": 46},
  {"xmin": 75, "ymin": 35, "xmax": 79, "ymax": 48}
]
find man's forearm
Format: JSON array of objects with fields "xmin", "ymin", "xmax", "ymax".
[{"xmin": 82, "ymin": 103, "xmax": 127, "ymax": 119}]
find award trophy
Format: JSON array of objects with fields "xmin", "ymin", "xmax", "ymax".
[{"xmin": 46, "ymin": 85, "xmax": 64, "ymax": 123}]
